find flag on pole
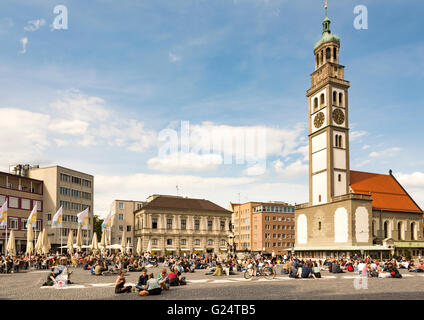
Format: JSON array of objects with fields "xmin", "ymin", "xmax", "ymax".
[
  {"xmin": 0, "ymin": 200, "xmax": 7, "ymax": 227},
  {"xmin": 51, "ymin": 206, "xmax": 63, "ymax": 228},
  {"xmin": 26, "ymin": 204, "xmax": 37, "ymax": 228},
  {"xmin": 77, "ymin": 208, "xmax": 89, "ymax": 230},
  {"xmin": 101, "ymin": 212, "xmax": 112, "ymax": 231}
]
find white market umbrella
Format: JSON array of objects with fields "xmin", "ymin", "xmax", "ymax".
[
  {"xmin": 67, "ymin": 231, "xmax": 74, "ymax": 255},
  {"xmin": 42, "ymin": 229, "xmax": 50, "ymax": 255},
  {"xmin": 126, "ymin": 239, "xmax": 131, "ymax": 254},
  {"xmin": 35, "ymin": 231, "xmax": 43, "ymax": 255},
  {"xmin": 146, "ymin": 240, "xmax": 152, "ymax": 253},
  {"xmin": 136, "ymin": 237, "xmax": 142, "ymax": 256},
  {"xmin": 91, "ymin": 232, "xmax": 99, "ymax": 252},
  {"xmin": 120, "ymin": 230, "xmax": 127, "ymax": 254},
  {"xmin": 26, "ymin": 224, "xmax": 34, "ymax": 255},
  {"xmin": 76, "ymin": 226, "xmax": 83, "ymax": 252},
  {"xmin": 7, "ymin": 230, "xmax": 16, "ymax": 256}
]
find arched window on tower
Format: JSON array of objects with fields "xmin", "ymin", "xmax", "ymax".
[
  {"xmin": 314, "ymin": 97, "xmax": 318, "ymax": 110},
  {"xmin": 320, "ymin": 93, "xmax": 325, "ymax": 105},
  {"xmin": 333, "ymin": 91, "xmax": 337, "ymax": 104},
  {"xmin": 372, "ymin": 221, "xmax": 375, "ymax": 237},
  {"xmin": 316, "ymin": 54, "xmax": 319, "ymax": 67},
  {"xmin": 338, "ymin": 135, "xmax": 342, "ymax": 148},
  {"xmin": 333, "ymin": 48, "xmax": 337, "ymax": 61},
  {"xmin": 318, "ymin": 221, "xmax": 322, "ymax": 231},
  {"xmin": 338, "ymin": 174, "xmax": 341, "ymax": 182},
  {"xmin": 326, "ymin": 47, "xmax": 331, "ymax": 60},
  {"xmin": 320, "ymin": 50, "xmax": 323, "ymax": 64},
  {"xmin": 339, "ymin": 92, "xmax": 343, "ymax": 106},
  {"xmin": 335, "ymin": 135, "xmax": 339, "ymax": 147}
]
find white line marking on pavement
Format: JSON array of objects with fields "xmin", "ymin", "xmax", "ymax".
[
  {"xmin": 211, "ymin": 280, "xmax": 234, "ymax": 283},
  {"xmin": 187, "ymin": 279, "xmax": 209, "ymax": 283},
  {"xmin": 91, "ymin": 283, "xmax": 115, "ymax": 287}
]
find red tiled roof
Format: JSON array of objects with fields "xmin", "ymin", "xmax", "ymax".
[
  {"xmin": 140, "ymin": 196, "xmax": 232, "ymax": 214},
  {"xmin": 350, "ymin": 171, "xmax": 423, "ymax": 214}
]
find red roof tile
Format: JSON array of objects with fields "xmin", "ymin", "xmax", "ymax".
[
  {"xmin": 141, "ymin": 195, "xmax": 231, "ymax": 214},
  {"xmin": 350, "ymin": 171, "xmax": 423, "ymax": 214}
]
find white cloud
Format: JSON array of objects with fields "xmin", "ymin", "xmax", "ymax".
[
  {"xmin": 273, "ymin": 159, "xmax": 308, "ymax": 180},
  {"xmin": 93, "ymin": 172, "xmax": 307, "ymax": 217},
  {"xmin": 169, "ymin": 52, "xmax": 181, "ymax": 63},
  {"xmin": 24, "ymin": 19, "xmax": 46, "ymax": 32},
  {"xmin": 394, "ymin": 172, "xmax": 424, "ymax": 210},
  {"xmin": 362, "ymin": 145, "xmax": 370, "ymax": 150},
  {"xmin": 350, "ymin": 130, "xmax": 367, "ymax": 141},
  {"xmin": 19, "ymin": 37, "xmax": 28, "ymax": 54},
  {"xmin": 148, "ymin": 152, "xmax": 223, "ymax": 172},
  {"xmin": 0, "ymin": 89, "xmax": 157, "ymax": 167},
  {"xmin": 369, "ymin": 147, "xmax": 401, "ymax": 158}
]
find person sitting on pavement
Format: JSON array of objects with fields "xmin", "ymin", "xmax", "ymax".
[
  {"xmin": 136, "ymin": 268, "xmax": 149, "ymax": 291},
  {"xmin": 157, "ymin": 269, "xmax": 170, "ymax": 290},
  {"xmin": 312, "ymin": 261, "xmax": 321, "ymax": 278},
  {"xmin": 139, "ymin": 273, "xmax": 162, "ymax": 296},
  {"xmin": 115, "ymin": 270, "xmax": 132, "ymax": 294}
]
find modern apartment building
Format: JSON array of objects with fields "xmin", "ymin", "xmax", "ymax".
[
  {"xmin": 231, "ymin": 201, "xmax": 295, "ymax": 255},
  {"xmin": 109, "ymin": 200, "xmax": 145, "ymax": 246},
  {"xmin": 0, "ymin": 171, "xmax": 44, "ymax": 254},
  {"xmin": 10, "ymin": 164, "xmax": 94, "ymax": 249},
  {"xmin": 134, "ymin": 195, "xmax": 232, "ymax": 255}
]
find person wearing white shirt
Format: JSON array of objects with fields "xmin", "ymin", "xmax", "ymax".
[{"xmin": 356, "ymin": 261, "xmax": 366, "ymax": 274}]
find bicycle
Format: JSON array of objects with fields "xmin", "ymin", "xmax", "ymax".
[{"xmin": 244, "ymin": 265, "xmax": 275, "ymax": 280}]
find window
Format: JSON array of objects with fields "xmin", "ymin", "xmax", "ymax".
[
  {"xmin": 71, "ymin": 190, "xmax": 81, "ymax": 198},
  {"xmin": 137, "ymin": 203, "xmax": 142, "ymax": 210},
  {"xmin": 119, "ymin": 225, "xmax": 123, "ymax": 232},
  {"xmin": 71, "ymin": 202, "xmax": 81, "ymax": 211},
  {"xmin": 333, "ymin": 91, "xmax": 337, "ymax": 103},
  {"xmin": 167, "ymin": 218, "xmax": 172, "ymax": 229},
  {"xmin": 319, "ymin": 195, "xmax": 322, "ymax": 202},
  {"xmin": 21, "ymin": 198, "xmax": 30, "ymax": 210},
  {"xmin": 208, "ymin": 220, "xmax": 213, "ymax": 231},
  {"xmin": 220, "ymin": 221, "xmax": 225, "ymax": 231},
  {"xmin": 181, "ymin": 219, "xmax": 186, "ymax": 230},
  {"xmin": 82, "ymin": 179, "xmax": 92, "ymax": 188},
  {"xmin": 273, "ymin": 234, "xmax": 277, "ymax": 239},
  {"xmin": 127, "ymin": 225, "xmax": 131, "ymax": 232},
  {"xmin": 314, "ymin": 97, "xmax": 318, "ymax": 110},
  {"xmin": 118, "ymin": 202, "xmax": 124, "ymax": 209},
  {"xmin": 273, "ymin": 216, "xmax": 277, "ymax": 221},
  {"xmin": 9, "ymin": 218, "xmax": 18, "ymax": 230},
  {"xmin": 318, "ymin": 221, "xmax": 322, "ymax": 231},
  {"xmin": 333, "ymin": 48, "xmax": 337, "ymax": 61},
  {"xmin": 21, "ymin": 219, "xmax": 27, "ymax": 230},
  {"xmin": 181, "ymin": 239, "xmax": 187, "ymax": 246},
  {"xmin": 60, "ymin": 187, "xmax": 70, "ymax": 196},
  {"xmin": 152, "ymin": 239, "xmax": 158, "ymax": 245},
  {"xmin": 411, "ymin": 223, "xmax": 416, "ymax": 241},
  {"xmin": 72, "ymin": 176, "xmax": 81, "ymax": 184},
  {"xmin": 326, "ymin": 47, "xmax": 331, "ymax": 60},
  {"xmin": 398, "ymin": 222, "xmax": 402, "ymax": 240},
  {"xmin": 338, "ymin": 174, "xmax": 342, "ymax": 182},
  {"xmin": 60, "ymin": 173, "xmax": 70, "ymax": 182},
  {"xmin": 60, "ymin": 200, "xmax": 70, "ymax": 209},
  {"xmin": 320, "ymin": 93, "xmax": 325, "ymax": 105},
  {"xmin": 166, "ymin": 239, "xmax": 172, "ymax": 246},
  {"xmin": 207, "ymin": 239, "xmax": 213, "ymax": 246},
  {"xmin": 384, "ymin": 221, "xmax": 388, "ymax": 238},
  {"xmin": 47, "ymin": 214, "xmax": 52, "ymax": 221},
  {"xmin": 9, "ymin": 197, "xmax": 18, "ymax": 208},
  {"xmin": 273, "ymin": 225, "xmax": 276, "ymax": 230},
  {"xmin": 152, "ymin": 218, "xmax": 157, "ymax": 229},
  {"xmin": 35, "ymin": 220, "xmax": 41, "ymax": 231},
  {"xmin": 118, "ymin": 214, "xmax": 123, "ymax": 221},
  {"xmin": 194, "ymin": 239, "xmax": 200, "ymax": 246}
]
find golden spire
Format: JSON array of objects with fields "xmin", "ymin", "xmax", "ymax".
[{"xmin": 324, "ymin": 1, "xmax": 328, "ymax": 15}]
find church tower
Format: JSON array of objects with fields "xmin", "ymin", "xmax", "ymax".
[{"xmin": 307, "ymin": 1, "xmax": 350, "ymax": 206}]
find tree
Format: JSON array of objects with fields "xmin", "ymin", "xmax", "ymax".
[{"xmin": 93, "ymin": 215, "xmax": 104, "ymax": 241}]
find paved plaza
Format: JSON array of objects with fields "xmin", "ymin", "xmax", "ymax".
[{"xmin": 1, "ymin": 265, "xmax": 424, "ymax": 300}]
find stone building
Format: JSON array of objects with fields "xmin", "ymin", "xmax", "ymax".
[
  {"xmin": 134, "ymin": 195, "xmax": 232, "ymax": 255},
  {"xmin": 294, "ymin": 5, "xmax": 423, "ymax": 259},
  {"xmin": 109, "ymin": 200, "xmax": 145, "ymax": 246}
]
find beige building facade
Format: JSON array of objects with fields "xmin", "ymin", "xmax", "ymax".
[
  {"xmin": 0, "ymin": 171, "xmax": 44, "ymax": 254},
  {"xmin": 134, "ymin": 195, "xmax": 232, "ymax": 255},
  {"xmin": 10, "ymin": 164, "xmax": 94, "ymax": 248}
]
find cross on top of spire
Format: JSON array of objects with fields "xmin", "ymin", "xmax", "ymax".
[{"xmin": 324, "ymin": 0, "xmax": 328, "ymax": 16}]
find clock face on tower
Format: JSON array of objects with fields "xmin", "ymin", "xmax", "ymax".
[
  {"xmin": 314, "ymin": 112, "xmax": 325, "ymax": 128},
  {"xmin": 332, "ymin": 108, "xmax": 345, "ymax": 125}
]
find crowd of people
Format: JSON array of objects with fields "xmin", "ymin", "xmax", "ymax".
[{"xmin": 2, "ymin": 250, "xmax": 423, "ymax": 296}]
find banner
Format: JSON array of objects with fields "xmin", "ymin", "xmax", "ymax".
[
  {"xmin": 0, "ymin": 200, "xmax": 7, "ymax": 227},
  {"xmin": 26, "ymin": 203, "xmax": 38, "ymax": 228},
  {"xmin": 51, "ymin": 206, "xmax": 63, "ymax": 229},
  {"xmin": 77, "ymin": 208, "xmax": 89, "ymax": 230},
  {"xmin": 101, "ymin": 211, "xmax": 112, "ymax": 231}
]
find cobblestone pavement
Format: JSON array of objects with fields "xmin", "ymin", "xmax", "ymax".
[{"xmin": 1, "ymin": 265, "xmax": 424, "ymax": 300}]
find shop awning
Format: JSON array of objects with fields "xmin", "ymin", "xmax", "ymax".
[
  {"xmin": 293, "ymin": 245, "xmax": 391, "ymax": 251},
  {"xmin": 393, "ymin": 241, "xmax": 424, "ymax": 248},
  {"xmin": 180, "ymin": 248, "xmax": 190, "ymax": 251}
]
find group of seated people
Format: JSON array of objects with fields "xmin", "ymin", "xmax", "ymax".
[
  {"xmin": 282, "ymin": 259, "xmax": 321, "ymax": 279},
  {"xmin": 115, "ymin": 266, "xmax": 187, "ymax": 296},
  {"xmin": 42, "ymin": 265, "xmax": 74, "ymax": 286},
  {"xmin": 0, "ymin": 256, "xmax": 29, "ymax": 273}
]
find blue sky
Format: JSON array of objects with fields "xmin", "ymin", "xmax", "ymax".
[{"xmin": 0, "ymin": 0, "xmax": 423, "ymax": 215}]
